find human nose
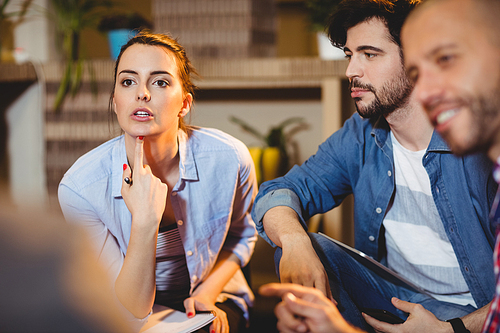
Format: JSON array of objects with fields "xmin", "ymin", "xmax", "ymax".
[
  {"xmin": 345, "ymin": 56, "xmax": 363, "ymax": 80},
  {"xmin": 137, "ymin": 83, "xmax": 151, "ymax": 102}
]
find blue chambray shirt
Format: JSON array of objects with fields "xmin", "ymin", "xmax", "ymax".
[
  {"xmin": 252, "ymin": 113, "xmax": 498, "ymax": 308},
  {"xmin": 59, "ymin": 127, "xmax": 257, "ymax": 326}
]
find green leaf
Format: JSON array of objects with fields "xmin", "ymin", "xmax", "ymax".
[
  {"xmin": 275, "ymin": 117, "xmax": 306, "ymax": 131},
  {"xmin": 229, "ymin": 116, "xmax": 266, "ymax": 144},
  {"xmin": 54, "ymin": 61, "xmax": 73, "ymax": 112},
  {"xmin": 305, "ymin": 0, "xmax": 341, "ymax": 31},
  {"xmin": 70, "ymin": 59, "xmax": 83, "ymax": 97},
  {"xmin": 87, "ymin": 61, "xmax": 98, "ymax": 99}
]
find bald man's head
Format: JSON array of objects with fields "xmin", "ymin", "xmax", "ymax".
[{"xmin": 402, "ymin": 0, "xmax": 500, "ymax": 158}]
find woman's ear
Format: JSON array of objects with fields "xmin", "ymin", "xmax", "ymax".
[
  {"xmin": 113, "ymin": 97, "xmax": 117, "ymax": 115},
  {"xmin": 179, "ymin": 93, "xmax": 193, "ymax": 118}
]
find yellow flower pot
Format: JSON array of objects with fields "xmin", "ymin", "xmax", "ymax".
[{"xmin": 248, "ymin": 147, "xmax": 284, "ymax": 184}]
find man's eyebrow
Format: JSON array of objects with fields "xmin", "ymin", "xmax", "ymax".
[
  {"xmin": 428, "ymin": 43, "xmax": 458, "ymax": 57},
  {"xmin": 357, "ymin": 45, "xmax": 385, "ymax": 53}
]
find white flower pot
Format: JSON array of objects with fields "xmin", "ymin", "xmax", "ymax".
[{"xmin": 317, "ymin": 32, "xmax": 346, "ymax": 60}]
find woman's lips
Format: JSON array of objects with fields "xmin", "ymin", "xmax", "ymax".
[{"xmin": 130, "ymin": 108, "xmax": 153, "ymax": 122}]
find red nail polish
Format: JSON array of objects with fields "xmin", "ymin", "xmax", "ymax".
[
  {"xmin": 211, "ymin": 330, "xmax": 215, "ymax": 333},
  {"xmin": 123, "ymin": 164, "xmax": 127, "ymax": 171},
  {"xmin": 138, "ymin": 136, "xmax": 144, "ymax": 140},
  {"xmin": 187, "ymin": 312, "xmax": 194, "ymax": 318}
]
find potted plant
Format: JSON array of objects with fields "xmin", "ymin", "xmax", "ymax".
[
  {"xmin": 98, "ymin": 12, "xmax": 152, "ymax": 60},
  {"xmin": 49, "ymin": 0, "xmax": 113, "ymax": 112},
  {"xmin": 0, "ymin": 0, "xmax": 32, "ymax": 62},
  {"xmin": 305, "ymin": 0, "xmax": 345, "ymax": 60},
  {"xmin": 230, "ymin": 116, "xmax": 309, "ymax": 184}
]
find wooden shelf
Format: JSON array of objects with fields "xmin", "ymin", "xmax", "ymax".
[
  {"xmin": 38, "ymin": 57, "xmax": 347, "ymax": 88},
  {"xmin": 0, "ymin": 62, "xmax": 37, "ymax": 82}
]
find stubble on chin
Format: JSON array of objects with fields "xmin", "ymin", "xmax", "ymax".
[
  {"xmin": 353, "ymin": 72, "xmax": 412, "ymax": 119},
  {"xmin": 454, "ymin": 96, "xmax": 500, "ymax": 156}
]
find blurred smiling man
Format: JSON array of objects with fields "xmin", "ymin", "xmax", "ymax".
[
  {"xmin": 403, "ymin": 0, "xmax": 500, "ymax": 159},
  {"xmin": 403, "ymin": 0, "xmax": 500, "ymax": 332}
]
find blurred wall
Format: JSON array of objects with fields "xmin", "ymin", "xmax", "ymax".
[
  {"xmin": 277, "ymin": 0, "xmax": 317, "ymax": 57},
  {"xmin": 192, "ymin": 99, "xmax": 322, "ymax": 166},
  {"xmin": 83, "ymin": 0, "xmax": 317, "ymax": 59}
]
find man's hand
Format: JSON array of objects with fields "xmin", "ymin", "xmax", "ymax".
[
  {"xmin": 260, "ymin": 283, "xmax": 363, "ymax": 333},
  {"xmin": 262, "ymin": 206, "xmax": 332, "ymax": 299},
  {"xmin": 363, "ymin": 297, "xmax": 452, "ymax": 333},
  {"xmin": 279, "ymin": 235, "xmax": 333, "ymax": 300}
]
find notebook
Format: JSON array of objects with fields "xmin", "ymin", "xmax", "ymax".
[
  {"xmin": 318, "ymin": 232, "xmax": 429, "ymax": 295},
  {"xmin": 141, "ymin": 307, "xmax": 215, "ymax": 333}
]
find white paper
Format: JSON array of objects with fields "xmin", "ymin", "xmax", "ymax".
[{"xmin": 142, "ymin": 309, "xmax": 215, "ymax": 333}]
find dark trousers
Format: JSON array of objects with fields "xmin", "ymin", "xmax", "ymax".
[{"xmin": 274, "ymin": 232, "xmax": 477, "ymax": 332}]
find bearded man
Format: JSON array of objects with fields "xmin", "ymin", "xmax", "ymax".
[{"xmin": 252, "ymin": 0, "xmax": 498, "ymax": 331}]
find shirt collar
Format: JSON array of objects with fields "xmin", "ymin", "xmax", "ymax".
[
  {"xmin": 370, "ymin": 115, "xmax": 451, "ymax": 153},
  {"xmin": 370, "ymin": 116, "xmax": 390, "ymax": 149},
  {"xmin": 112, "ymin": 135, "xmax": 127, "ymax": 198},
  {"xmin": 178, "ymin": 129, "xmax": 199, "ymax": 182},
  {"xmin": 111, "ymin": 131, "xmax": 199, "ymax": 198},
  {"xmin": 426, "ymin": 130, "xmax": 451, "ymax": 153}
]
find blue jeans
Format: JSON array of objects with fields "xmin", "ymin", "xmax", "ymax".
[{"xmin": 274, "ymin": 233, "xmax": 477, "ymax": 331}]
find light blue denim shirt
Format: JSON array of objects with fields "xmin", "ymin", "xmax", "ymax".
[
  {"xmin": 59, "ymin": 127, "xmax": 258, "ymax": 327},
  {"xmin": 252, "ymin": 113, "xmax": 498, "ymax": 308}
]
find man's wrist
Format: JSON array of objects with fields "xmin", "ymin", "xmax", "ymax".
[{"xmin": 446, "ymin": 317, "xmax": 471, "ymax": 333}]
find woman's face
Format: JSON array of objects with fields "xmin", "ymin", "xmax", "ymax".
[{"xmin": 113, "ymin": 44, "xmax": 192, "ymax": 141}]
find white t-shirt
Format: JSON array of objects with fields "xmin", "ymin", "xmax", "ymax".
[{"xmin": 383, "ymin": 132, "xmax": 476, "ymax": 307}]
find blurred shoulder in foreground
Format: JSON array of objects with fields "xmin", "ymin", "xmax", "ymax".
[{"xmin": 0, "ymin": 193, "xmax": 132, "ymax": 332}]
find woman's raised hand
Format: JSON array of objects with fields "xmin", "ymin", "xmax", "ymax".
[{"xmin": 121, "ymin": 136, "xmax": 168, "ymax": 229}]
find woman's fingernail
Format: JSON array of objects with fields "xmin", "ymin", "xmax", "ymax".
[
  {"xmin": 211, "ymin": 330, "xmax": 215, "ymax": 333},
  {"xmin": 187, "ymin": 312, "xmax": 194, "ymax": 318},
  {"xmin": 123, "ymin": 164, "xmax": 127, "ymax": 171},
  {"xmin": 138, "ymin": 136, "xmax": 144, "ymax": 140}
]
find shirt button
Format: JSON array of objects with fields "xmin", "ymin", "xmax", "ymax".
[
  {"xmin": 192, "ymin": 275, "xmax": 198, "ymax": 282},
  {"xmin": 186, "ymin": 250, "xmax": 193, "ymax": 256},
  {"xmin": 436, "ymin": 186, "xmax": 440, "ymax": 194},
  {"xmin": 376, "ymin": 207, "xmax": 382, "ymax": 214},
  {"xmin": 177, "ymin": 220, "xmax": 183, "ymax": 226},
  {"xmin": 172, "ymin": 192, "xmax": 177, "ymax": 197},
  {"xmin": 369, "ymin": 235, "xmax": 375, "ymax": 242},
  {"xmin": 387, "ymin": 170, "xmax": 392, "ymax": 177}
]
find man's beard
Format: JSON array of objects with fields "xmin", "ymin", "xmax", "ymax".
[
  {"xmin": 350, "ymin": 70, "xmax": 413, "ymax": 119},
  {"xmin": 451, "ymin": 91, "xmax": 500, "ymax": 156}
]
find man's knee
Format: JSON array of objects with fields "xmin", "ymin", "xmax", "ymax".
[{"xmin": 309, "ymin": 232, "xmax": 347, "ymax": 263}]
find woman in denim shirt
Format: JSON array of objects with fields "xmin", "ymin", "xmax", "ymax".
[{"xmin": 58, "ymin": 32, "xmax": 257, "ymax": 333}]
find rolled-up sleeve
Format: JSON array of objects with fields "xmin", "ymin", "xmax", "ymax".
[
  {"xmin": 252, "ymin": 188, "xmax": 305, "ymax": 247},
  {"xmin": 222, "ymin": 142, "xmax": 258, "ymax": 267}
]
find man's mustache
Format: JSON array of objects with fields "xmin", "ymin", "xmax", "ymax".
[{"xmin": 350, "ymin": 79, "xmax": 375, "ymax": 92}]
